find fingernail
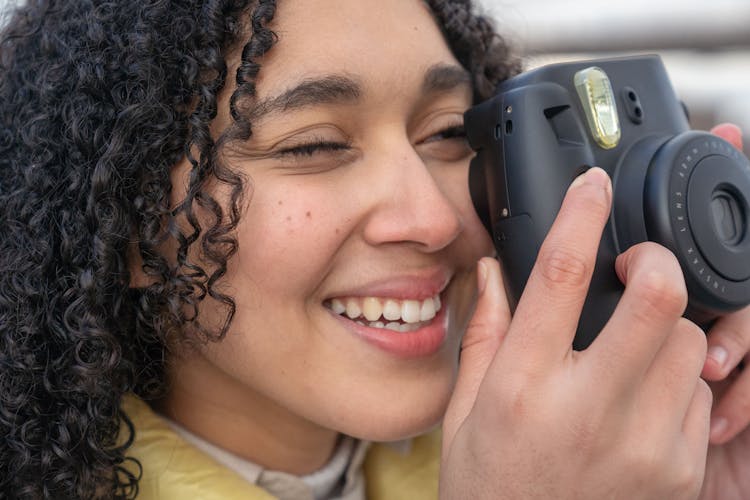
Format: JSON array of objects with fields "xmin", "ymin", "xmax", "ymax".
[
  {"xmin": 570, "ymin": 167, "xmax": 610, "ymax": 190},
  {"xmin": 477, "ymin": 260, "xmax": 488, "ymax": 294},
  {"xmin": 710, "ymin": 417, "xmax": 729, "ymax": 441},
  {"xmin": 708, "ymin": 345, "xmax": 729, "ymax": 370}
]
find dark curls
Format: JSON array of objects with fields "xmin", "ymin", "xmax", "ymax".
[{"xmin": 0, "ymin": 0, "xmax": 518, "ymax": 497}]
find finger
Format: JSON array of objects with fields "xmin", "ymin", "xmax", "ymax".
[
  {"xmin": 702, "ymin": 306, "xmax": 750, "ymax": 381},
  {"xmin": 640, "ymin": 317, "xmax": 707, "ymax": 426},
  {"xmin": 587, "ymin": 242, "xmax": 688, "ymax": 385},
  {"xmin": 709, "ymin": 364, "xmax": 750, "ymax": 444},
  {"xmin": 443, "ymin": 257, "xmax": 511, "ymax": 450},
  {"xmin": 710, "ymin": 123, "xmax": 744, "ymax": 151},
  {"xmin": 504, "ymin": 167, "xmax": 611, "ymax": 365},
  {"xmin": 681, "ymin": 378, "xmax": 712, "ymax": 465}
]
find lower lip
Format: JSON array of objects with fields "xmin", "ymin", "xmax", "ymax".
[{"xmin": 331, "ymin": 306, "xmax": 448, "ymax": 358}]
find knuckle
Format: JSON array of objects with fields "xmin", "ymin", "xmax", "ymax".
[
  {"xmin": 465, "ymin": 315, "xmax": 493, "ymax": 340},
  {"xmin": 668, "ymin": 459, "xmax": 704, "ymax": 498},
  {"xmin": 632, "ymin": 268, "xmax": 687, "ymax": 320},
  {"xmin": 537, "ymin": 247, "xmax": 590, "ymax": 290},
  {"xmin": 626, "ymin": 446, "xmax": 702, "ymax": 497},
  {"xmin": 623, "ymin": 442, "xmax": 661, "ymax": 481},
  {"xmin": 672, "ymin": 443, "xmax": 707, "ymax": 497},
  {"xmin": 652, "ymin": 322, "xmax": 706, "ymax": 387}
]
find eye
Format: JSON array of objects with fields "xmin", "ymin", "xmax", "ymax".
[
  {"xmin": 275, "ymin": 139, "xmax": 352, "ymax": 158},
  {"xmin": 422, "ymin": 124, "xmax": 467, "ymax": 144},
  {"xmin": 268, "ymin": 136, "xmax": 358, "ymax": 174},
  {"xmin": 417, "ymin": 122, "xmax": 473, "ymax": 163}
]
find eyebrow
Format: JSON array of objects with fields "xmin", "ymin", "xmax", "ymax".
[
  {"xmin": 244, "ymin": 63, "xmax": 472, "ymax": 123},
  {"xmin": 246, "ymin": 75, "xmax": 362, "ymax": 122},
  {"xmin": 422, "ymin": 64, "xmax": 472, "ymax": 94}
]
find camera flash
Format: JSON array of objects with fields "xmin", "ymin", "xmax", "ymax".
[{"xmin": 574, "ymin": 66, "xmax": 621, "ymax": 149}]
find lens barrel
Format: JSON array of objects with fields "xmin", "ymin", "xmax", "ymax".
[{"xmin": 629, "ymin": 131, "xmax": 750, "ymax": 316}]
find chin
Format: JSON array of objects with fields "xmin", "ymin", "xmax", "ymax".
[{"xmin": 333, "ymin": 377, "xmax": 453, "ymax": 442}]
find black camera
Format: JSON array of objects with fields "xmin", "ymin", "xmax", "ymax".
[{"xmin": 466, "ymin": 55, "xmax": 750, "ymax": 349}]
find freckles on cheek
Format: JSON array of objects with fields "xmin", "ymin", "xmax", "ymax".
[
  {"xmin": 236, "ymin": 199, "xmax": 349, "ymax": 287},
  {"xmin": 279, "ymin": 209, "xmax": 314, "ymax": 234}
]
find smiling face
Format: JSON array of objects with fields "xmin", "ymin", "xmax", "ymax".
[{"xmin": 162, "ymin": 0, "xmax": 495, "ymax": 471}]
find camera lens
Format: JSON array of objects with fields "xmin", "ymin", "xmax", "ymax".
[
  {"xmin": 686, "ymin": 154, "xmax": 750, "ymax": 282},
  {"xmin": 638, "ymin": 131, "xmax": 750, "ymax": 316},
  {"xmin": 711, "ymin": 187, "xmax": 744, "ymax": 246}
]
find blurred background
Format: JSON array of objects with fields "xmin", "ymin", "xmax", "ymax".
[
  {"xmin": 2, "ymin": 0, "xmax": 749, "ymax": 151},
  {"xmin": 477, "ymin": 0, "xmax": 750, "ymax": 154}
]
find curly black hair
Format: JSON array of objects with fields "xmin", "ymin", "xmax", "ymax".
[{"xmin": 0, "ymin": 0, "xmax": 519, "ymax": 497}]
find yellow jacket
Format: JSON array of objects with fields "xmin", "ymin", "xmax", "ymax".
[{"xmin": 122, "ymin": 396, "xmax": 440, "ymax": 499}]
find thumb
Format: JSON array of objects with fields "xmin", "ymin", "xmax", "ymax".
[{"xmin": 442, "ymin": 256, "xmax": 512, "ymax": 451}]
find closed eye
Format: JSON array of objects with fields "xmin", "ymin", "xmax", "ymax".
[
  {"xmin": 422, "ymin": 124, "xmax": 466, "ymax": 143},
  {"xmin": 275, "ymin": 140, "xmax": 352, "ymax": 158},
  {"xmin": 416, "ymin": 122, "xmax": 472, "ymax": 163}
]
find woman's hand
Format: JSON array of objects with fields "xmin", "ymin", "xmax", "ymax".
[
  {"xmin": 441, "ymin": 167, "xmax": 711, "ymax": 499},
  {"xmin": 700, "ymin": 309, "xmax": 750, "ymax": 500},
  {"xmin": 702, "ymin": 306, "xmax": 750, "ymax": 445},
  {"xmin": 701, "ymin": 123, "xmax": 749, "ymax": 447},
  {"xmin": 697, "ymin": 124, "xmax": 750, "ymax": 500}
]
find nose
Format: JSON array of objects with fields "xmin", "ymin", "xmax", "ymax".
[{"xmin": 361, "ymin": 140, "xmax": 463, "ymax": 252}]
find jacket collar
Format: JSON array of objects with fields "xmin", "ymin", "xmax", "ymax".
[{"xmin": 121, "ymin": 395, "xmax": 440, "ymax": 500}]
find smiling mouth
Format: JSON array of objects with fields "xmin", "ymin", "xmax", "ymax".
[{"xmin": 325, "ymin": 295, "xmax": 442, "ymax": 333}]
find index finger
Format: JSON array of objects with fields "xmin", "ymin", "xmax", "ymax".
[{"xmin": 503, "ymin": 167, "xmax": 612, "ymax": 366}]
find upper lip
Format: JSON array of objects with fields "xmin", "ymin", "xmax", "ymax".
[{"xmin": 325, "ymin": 267, "xmax": 452, "ymax": 301}]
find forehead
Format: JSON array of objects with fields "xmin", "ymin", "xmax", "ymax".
[{"xmin": 254, "ymin": 0, "xmax": 460, "ymax": 97}]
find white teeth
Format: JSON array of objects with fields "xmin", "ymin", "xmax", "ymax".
[
  {"xmin": 362, "ymin": 297, "xmax": 382, "ymax": 322},
  {"xmin": 420, "ymin": 298, "xmax": 436, "ymax": 322},
  {"xmin": 345, "ymin": 299, "xmax": 361, "ymax": 320},
  {"xmin": 382, "ymin": 299, "xmax": 401, "ymax": 321},
  {"xmin": 329, "ymin": 294, "xmax": 442, "ymax": 327},
  {"xmin": 401, "ymin": 300, "xmax": 421, "ymax": 324},
  {"xmin": 331, "ymin": 298, "xmax": 346, "ymax": 315}
]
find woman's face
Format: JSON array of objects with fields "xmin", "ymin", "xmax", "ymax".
[{"xmin": 170, "ymin": 0, "xmax": 494, "ymax": 443}]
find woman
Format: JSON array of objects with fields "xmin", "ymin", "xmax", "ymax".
[{"xmin": 1, "ymin": 1, "xmax": 750, "ymax": 498}]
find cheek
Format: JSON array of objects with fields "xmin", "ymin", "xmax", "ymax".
[
  {"xmin": 229, "ymin": 182, "xmax": 352, "ymax": 298},
  {"xmin": 462, "ymin": 202, "xmax": 494, "ymax": 258},
  {"xmin": 442, "ymin": 166, "xmax": 494, "ymax": 258}
]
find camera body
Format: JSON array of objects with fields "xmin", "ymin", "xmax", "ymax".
[{"xmin": 466, "ymin": 55, "xmax": 750, "ymax": 349}]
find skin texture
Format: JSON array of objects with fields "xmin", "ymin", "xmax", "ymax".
[{"xmin": 159, "ymin": 0, "xmax": 493, "ymax": 474}]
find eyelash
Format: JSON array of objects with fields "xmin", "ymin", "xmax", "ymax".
[
  {"xmin": 276, "ymin": 140, "xmax": 352, "ymax": 158},
  {"xmin": 426, "ymin": 124, "xmax": 466, "ymax": 142},
  {"xmin": 274, "ymin": 124, "xmax": 467, "ymax": 159}
]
